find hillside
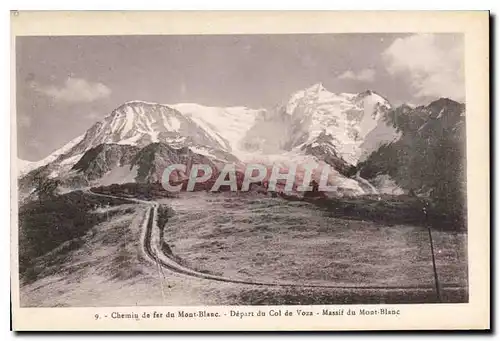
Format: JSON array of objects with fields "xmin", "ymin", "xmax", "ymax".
[{"xmin": 358, "ymin": 98, "xmax": 466, "ymax": 226}]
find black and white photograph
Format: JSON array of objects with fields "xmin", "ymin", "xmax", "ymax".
[{"xmin": 10, "ymin": 11, "xmax": 489, "ymax": 331}]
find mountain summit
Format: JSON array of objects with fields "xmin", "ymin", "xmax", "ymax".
[
  {"xmin": 242, "ymin": 84, "xmax": 397, "ymax": 168},
  {"xmin": 82, "ymin": 101, "xmax": 230, "ymax": 151}
]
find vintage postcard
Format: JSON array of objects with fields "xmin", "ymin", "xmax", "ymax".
[{"xmin": 10, "ymin": 11, "xmax": 490, "ymax": 331}]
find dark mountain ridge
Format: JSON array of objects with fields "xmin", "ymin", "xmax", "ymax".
[{"xmin": 357, "ymin": 98, "xmax": 466, "ymax": 227}]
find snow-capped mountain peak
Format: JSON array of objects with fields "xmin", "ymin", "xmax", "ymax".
[
  {"xmin": 82, "ymin": 101, "xmax": 230, "ymax": 152},
  {"xmin": 357, "ymin": 90, "xmax": 390, "ymax": 105},
  {"xmin": 17, "ymin": 134, "xmax": 85, "ymax": 176},
  {"xmin": 286, "ymin": 83, "xmax": 343, "ymax": 115},
  {"xmin": 306, "ymin": 82, "xmax": 327, "ymax": 93},
  {"xmin": 280, "ymin": 84, "xmax": 395, "ymax": 165}
]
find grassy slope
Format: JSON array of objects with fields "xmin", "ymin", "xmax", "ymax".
[
  {"xmin": 284, "ymin": 193, "xmax": 465, "ymax": 231},
  {"xmin": 225, "ymin": 285, "xmax": 467, "ymax": 305},
  {"xmin": 18, "ymin": 191, "xmax": 132, "ymax": 284},
  {"xmin": 18, "ymin": 188, "xmax": 468, "ymax": 306},
  {"xmin": 159, "ymin": 193, "xmax": 467, "ymax": 294}
]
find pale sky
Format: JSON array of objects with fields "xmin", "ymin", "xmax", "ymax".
[{"xmin": 16, "ymin": 33, "xmax": 464, "ymax": 161}]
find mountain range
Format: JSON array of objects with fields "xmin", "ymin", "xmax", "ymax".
[{"xmin": 17, "ymin": 83, "xmax": 465, "ymax": 201}]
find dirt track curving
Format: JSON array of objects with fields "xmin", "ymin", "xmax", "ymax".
[{"xmin": 87, "ymin": 188, "xmax": 466, "ymax": 294}]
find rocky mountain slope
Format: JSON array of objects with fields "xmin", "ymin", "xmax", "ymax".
[{"xmin": 358, "ymin": 98, "xmax": 466, "ymax": 220}]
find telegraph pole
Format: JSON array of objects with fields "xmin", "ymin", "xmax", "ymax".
[{"xmin": 424, "ymin": 201, "xmax": 441, "ymax": 302}]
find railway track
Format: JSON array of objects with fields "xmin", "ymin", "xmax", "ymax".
[
  {"xmin": 86, "ymin": 189, "xmax": 466, "ymax": 295},
  {"xmin": 111, "ymin": 191, "xmax": 467, "ymax": 293}
]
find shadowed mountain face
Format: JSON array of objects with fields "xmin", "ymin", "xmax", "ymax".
[
  {"xmin": 70, "ymin": 142, "xmax": 219, "ymax": 184},
  {"xmin": 130, "ymin": 143, "xmax": 220, "ymax": 183},
  {"xmin": 72, "ymin": 143, "xmax": 221, "ymax": 184},
  {"xmin": 358, "ymin": 98, "xmax": 466, "ymax": 224},
  {"xmin": 71, "ymin": 144, "xmax": 140, "ymax": 181}
]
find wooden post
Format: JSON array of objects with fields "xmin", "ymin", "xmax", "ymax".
[{"xmin": 424, "ymin": 202, "xmax": 441, "ymax": 302}]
